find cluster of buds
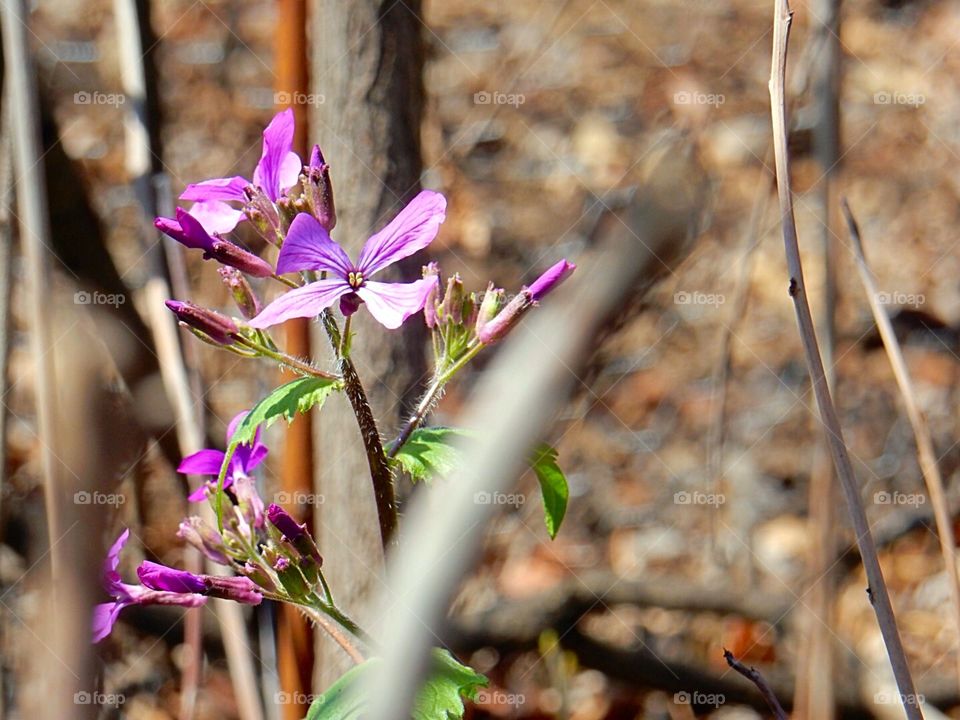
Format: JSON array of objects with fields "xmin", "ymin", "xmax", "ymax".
[
  {"xmin": 178, "ymin": 490, "xmax": 327, "ymax": 606},
  {"xmin": 423, "ymin": 259, "xmax": 576, "ymax": 370}
]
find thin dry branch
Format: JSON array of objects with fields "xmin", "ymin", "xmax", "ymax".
[
  {"xmin": 724, "ymin": 650, "xmax": 789, "ymax": 719},
  {"xmin": 842, "ymin": 198, "xmax": 960, "ymax": 689},
  {"xmin": 768, "ymin": 2, "xmax": 922, "ymax": 717}
]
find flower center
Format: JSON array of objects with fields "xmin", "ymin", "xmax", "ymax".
[{"xmin": 347, "ymin": 270, "xmax": 365, "ymax": 289}]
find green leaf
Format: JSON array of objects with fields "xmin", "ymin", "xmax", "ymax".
[
  {"xmin": 215, "ymin": 376, "xmax": 340, "ymax": 527},
  {"xmin": 390, "ymin": 427, "xmax": 570, "ymax": 539},
  {"xmin": 305, "ymin": 649, "xmax": 487, "ymax": 720},
  {"xmin": 529, "ymin": 444, "xmax": 569, "ymax": 539},
  {"xmin": 390, "ymin": 427, "xmax": 471, "ymax": 483}
]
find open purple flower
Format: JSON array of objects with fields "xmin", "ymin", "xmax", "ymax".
[
  {"xmin": 178, "ymin": 411, "xmax": 268, "ymax": 502},
  {"xmin": 179, "ymin": 109, "xmax": 302, "ymax": 234},
  {"xmin": 249, "ymin": 190, "xmax": 446, "ymax": 330},
  {"xmin": 93, "ymin": 529, "xmax": 207, "ymax": 643},
  {"xmin": 155, "ymin": 208, "xmax": 274, "ymax": 277}
]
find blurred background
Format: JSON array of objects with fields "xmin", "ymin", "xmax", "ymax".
[{"xmin": 2, "ymin": 0, "xmax": 960, "ymax": 718}]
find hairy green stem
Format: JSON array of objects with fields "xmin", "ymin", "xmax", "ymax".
[{"xmin": 388, "ymin": 342, "xmax": 485, "ymax": 458}]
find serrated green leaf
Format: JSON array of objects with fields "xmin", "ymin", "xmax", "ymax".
[
  {"xmin": 530, "ymin": 444, "xmax": 569, "ymax": 539},
  {"xmin": 215, "ymin": 376, "xmax": 340, "ymax": 527},
  {"xmin": 390, "ymin": 427, "xmax": 472, "ymax": 483},
  {"xmin": 305, "ymin": 649, "xmax": 487, "ymax": 720}
]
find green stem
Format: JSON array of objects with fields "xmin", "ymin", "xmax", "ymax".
[
  {"xmin": 235, "ymin": 336, "xmax": 339, "ymax": 381},
  {"xmin": 388, "ymin": 342, "xmax": 485, "ymax": 458}
]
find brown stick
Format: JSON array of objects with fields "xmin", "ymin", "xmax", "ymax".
[
  {"xmin": 275, "ymin": 2, "xmax": 317, "ymax": 714},
  {"xmin": 724, "ymin": 650, "xmax": 788, "ymax": 720},
  {"xmin": 768, "ymin": 3, "xmax": 922, "ymax": 717},
  {"xmin": 843, "ymin": 198, "xmax": 960, "ymax": 690}
]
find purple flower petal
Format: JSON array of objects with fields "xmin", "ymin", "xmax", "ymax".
[
  {"xmin": 137, "ymin": 561, "xmax": 207, "ymax": 594},
  {"xmin": 252, "ymin": 109, "xmax": 298, "ymax": 201},
  {"xmin": 248, "ymin": 278, "xmax": 352, "ymax": 329},
  {"xmin": 102, "ymin": 529, "xmax": 130, "ymax": 587},
  {"xmin": 187, "ymin": 477, "xmax": 234, "ymax": 503},
  {"xmin": 276, "ymin": 213, "xmax": 352, "ymax": 276},
  {"xmin": 93, "ymin": 601, "xmax": 128, "ymax": 643},
  {"xmin": 356, "ymin": 277, "xmax": 438, "ymax": 329},
  {"xmin": 177, "ymin": 448, "xmax": 226, "ymax": 476},
  {"xmin": 155, "ymin": 209, "xmax": 215, "ymax": 251},
  {"xmin": 225, "ymin": 411, "xmax": 249, "ymax": 445},
  {"xmin": 356, "ymin": 191, "xmax": 446, "ymax": 277},
  {"xmin": 188, "ymin": 201, "xmax": 246, "ymax": 235},
  {"xmin": 181, "ymin": 176, "xmax": 249, "ymax": 204}
]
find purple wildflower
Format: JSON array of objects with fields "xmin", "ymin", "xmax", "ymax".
[
  {"xmin": 155, "ymin": 208, "xmax": 273, "ymax": 277},
  {"xmin": 248, "ymin": 190, "xmax": 446, "ymax": 330},
  {"xmin": 178, "ymin": 412, "xmax": 268, "ymax": 502},
  {"xmin": 179, "ymin": 109, "xmax": 302, "ymax": 234},
  {"xmin": 139, "ymin": 561, "xmax": 262, "ymax": 605},
  {"xmin": 93, "ymin": 529, "xmax": 207, "ymax": 643}
]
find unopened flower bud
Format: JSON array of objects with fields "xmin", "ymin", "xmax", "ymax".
[
  {"xmin": 422, "ymin": 263, "xmax": 441, "ymax": 329},
  {"xmin": 209, "ymin": 238, "xmax": 274, "ymax": 277},
  {"xmin": 233, "ymin": 476, "xmax": 265, "ymax": 530},
  {"xmin": 302, "ymin": 144, "xmax": 336, "ymax": 231},
  {"xmin": 475, "ymin": 283, "xmax": 504, "ymax": 337},
  {"xmin": 241, "ymin": 562, "xmax": 276, "ymax": 592},
  {"xmin": 178, "ymin": 517, "xmax": 231, "ymax": 565},
  {"xmin": 441, "ymin": 274, "xmax": 465, "ymax": 325},
  {"xmin": 202, "ymin": 575, "xmax": 263, "ymax": 605},
  {"xmin": 138, "ymin": 561, "xmax": 206, "ymax": 594},
  {"xmin": 527, "ymin": 259, "xmax": 575, "ymax": 302},
  {"xmin": 267, "ymin": 504, "xmax": 323, "ymax": 565},
  {"xmin": 476, "ymin": 290, "xmax": 533, "ymax": 345},
  {"xmin": 219, "ymin": 267, "xmax": 262, "ymax": 319},
  {"xmin": 166, "ymin": 300, "xmax": 239, "ymax": 345},
  {"xmin": 243, "ymin": 185, "xmax": 282, "ymax": 244}
]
